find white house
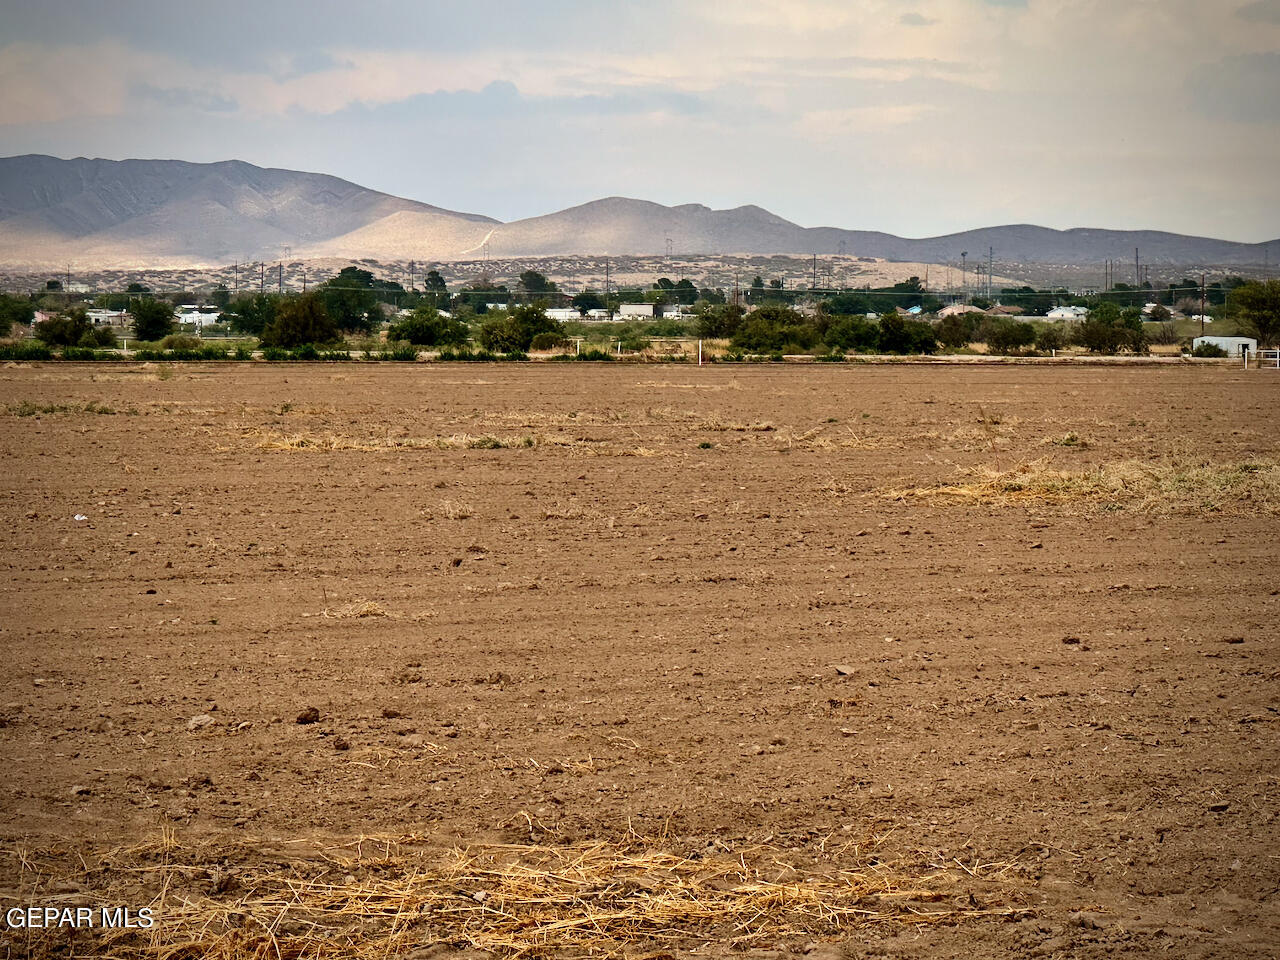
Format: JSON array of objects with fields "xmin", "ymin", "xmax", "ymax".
[
  {"xmin": 544, "ymin": 308, "xmax": 580, "ymax": 322},
  {"xmin": 1193, "ymin": 335, "xmax": 1256, "ymax": 357},
  {"xmin": 618, "ymin": 303, "xmax": 658, "ymax": 318},
  {"xmin": 1046, "ymin": 305, "xmax": 1089, "ymax": 321},
  {"xmin": 175, "ymin": 305, "xmax": 220, "ymax": 329},
  {"xmin": 86, "ymin": 309, "xmax": 129, "ymax": 326}
]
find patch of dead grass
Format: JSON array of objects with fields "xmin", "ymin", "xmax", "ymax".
[
  {"xmin": 885, "ymin": 458, "xmax": 1280, "ymax": 514},
  {"xmin": 1, "ymin": 831, "xmax": 1028, "ymax": 959}
]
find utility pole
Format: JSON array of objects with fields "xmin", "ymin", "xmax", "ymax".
[
  {"xmin": 812, "ymin": 253, "xmax": 817, "ymax": 290},
  {"xmin": 259, "ymin": 262, "xmax": 264, "ymax": 294},
  {"xmin": 234, "ymin": 261, "xmax": 239, "ymax": 295},
  {"xmin": 1135, "ymin": 247, "xmax": 1140, "ymax": 287},
  {"xmin": 277, "ymin": 263, "xmax": 283, "ymax": 294},
  {"xmin": 1201, "ymin": 273, "xmax": 1207, "ymax": 337},
  {"xmin": 987, "ymin": 247, "xmax": 993, "ymax": 300},
  {"xmin": 961, "ymin": 251, "xmax": 967, "ymax": 299}
]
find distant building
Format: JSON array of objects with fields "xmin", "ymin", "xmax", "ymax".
[
  {"xmin": 1193, "ymin": 336, "xmax": 1256, "ymax": 357},
  {"xmin": 174, "ymin": 306, "xmax": 220, "ymax": 329},
  {"xmin": 618, "ymin": 303, "xmax": 658, "ymax": 318},
  {"xmin": 86, "ymin": 309, "xmax": 129, "ymax": 326},
  {"xmin": 543, "ymin": 308, "xmax": 580, "ymax": 322},
  {"xmin": 1046, "ymin": 306, "xmax": 1089, "ymax": 321},
  {"xmin": 937, "ymin": 303, "xmax": 987, "ymax": 319}
]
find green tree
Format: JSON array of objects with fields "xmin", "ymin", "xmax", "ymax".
[
  {"xmin": 209, "ymin": 285, "xmax": 231, "ymax": 309},
  {"xmin": 824, "ymin": 315, "xmax": 880, "ymax": 352},
  {"xmin": 518, "ymin": 270, "xmax": 557, "ymax": 299},
  {"xmin": 0, "ymin": 293, "xmax": 35, "ymax": 334},
  {"xmin": 387, "ymin": 307, "xmax": 469, "ymax": 347},
  {"xmin": 935, "ymin": 312, "xmax": 979, "ymax": 349},
  {"xmin": 1231, "ymin": 279, "xmax": 1280, "ymax": 347},
  {"xmin": 421, "ymin": 269, "xmax": 449, "ymax": 308},
  {"xmin": 225, "ymin": 293, "xmax": 281, "ymax": 336},
  {"xmin": 259, "ymin": 294, "xmax": 339, "ymax": 348},
  {"xmin": 131, "ymin": 298, "xmax": 176, "ymax": 341},
  {"xmin": 695, "ymin": 303, "xmax": 745, "ymax": 339},
  {"xmin": 34, "ymin": 306, "xmax": 92, "ymax": 346},
  {"xmin": 317, "ymin": 267, "xmax": 387, "ymax": 333},
  {"xmin": 981, "ymin": 318, "xmax": 1036, "ymax": 355},
  {"xmin": 572, "ymin": 290, "xmax": 605, "ymax": 315},
  {"xmin": 730, "ymin": 305, "xmax": 815, "ymax": 353},
  {"xmin": 478, "ymin": 304, "xmax": 560, "ymax": 352},
  {"xmin": 1034, "ymin": 325, "xmax": 1067, "ymax": 353}
]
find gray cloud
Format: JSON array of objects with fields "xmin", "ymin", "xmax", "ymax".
[
  {"xmin": 1187, "ymin": 52, "xmax": 1280, "ymax": 123},
  {"xmin": 133, "ymin": 83, "xmax": 238, "ymax": 113},
  {"xmin": 1237, "ymin": 0, "xmax": 1280, "ymax": 21}
]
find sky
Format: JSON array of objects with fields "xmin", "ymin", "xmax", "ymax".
[{"xmin": 1, "ymin": 0, "xmax": 1278, "ymax": 242}]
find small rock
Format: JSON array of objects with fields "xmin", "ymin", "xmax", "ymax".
[
  {"xmin": 70, "ymin": 784, "xmax": 91, "ymax": 797},
  {"xmin": 187, "ymin": 714, "xmax": 216, "ymax": 731},
  {"xmin": 834, "ymin": 664, "xmax": 855, "ymax": 676},
  {"xmin": 333, "ymin": 736, "xmax": 350, "ymax": 751},
  {"xmin": 1208, "ymin": 801, "xmax": 1230, "ymax": 812},
  {"xmin": 402, "ymin": 734, "xmax": 427, "ymax": 748},
  {"xmin": 839, "ymin": 727, "xmax": 856, "ymax": 737},
  {"xmin": 1062, "ymin": 636, "xmax": 1081, "ymax": 645},
  {"xmin": 296, "ymin": 706, "xmax": 320, "ymax": 725},
  {"xmin": 1068, "ymin": 911, "xmax": 1105, "ymax": 929},
  {"xmin": 1029, "ymin": 541, "xmax": 1044, "ymax": 549},
  {"xmin": 89, "ymin": 717, "xmax": 114, "ymax": 733},
  {"xmin": 381, "ymin": 707, "xmax": 404, "ymax": 719},
  {"xmin": 869, "ymin": 785, "xmax": 894, "ymax": 800}
]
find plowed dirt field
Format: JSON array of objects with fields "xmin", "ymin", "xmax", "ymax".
[{"xmin": 1, "ymin": 362, "xmax": 1277, "ymax": 958}]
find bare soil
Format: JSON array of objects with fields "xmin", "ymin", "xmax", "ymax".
[{"xmin": 1, "ymin": 362, "xmax": 1277, "ymax": 958}]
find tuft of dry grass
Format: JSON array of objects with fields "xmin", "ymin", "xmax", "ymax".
[
  {"xmin": 885, "ymin": 458, "xmax": 1280, "ymax": 515},
  {"xmin": 322, "ymin": 599, "xmax": 389, "ymax": 619},
  {"xmin": 0, "ymin": 832, "xmax": 1029, "ymax": 959}
]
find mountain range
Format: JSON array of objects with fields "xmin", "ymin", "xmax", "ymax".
[{"xmin": 0, "ymin": 155, "xmax": 1273, "ymax": 270}]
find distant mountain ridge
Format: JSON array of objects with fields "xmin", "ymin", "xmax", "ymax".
[{"xmin": 0, "ymin": 155, "xmax": 1273, "ymax": 269}]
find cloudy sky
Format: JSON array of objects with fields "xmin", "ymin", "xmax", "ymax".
[{"xmin": 2, "ymin": 0, "xmax": 1277, "ymax": 241}]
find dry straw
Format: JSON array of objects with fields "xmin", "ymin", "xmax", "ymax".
[
  {"xmin": 3, "ymin": 831, "xmax": 1027, "ymax": 958},
  {"xmin": 885, "ymin": 457, "xmax": 1280, "ymax": 514}
]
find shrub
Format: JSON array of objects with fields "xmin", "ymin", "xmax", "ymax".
[
  {"xmin": 387, "ymin": 308, "xmax": 470, "ymax": 346},
  {"xmin": 824, "ymin": 316, "xmax": 880, "ymax": 353},
  {"xmin": 981, "ymin": 318, "xmax": 1037, "ymax": 355},
  {"xmin": 529, "ymin": 332, "xmax": 569, "ymax": 351},
  {"xmin": 1191, "ymin": 342, "xmax": 1228, "ymax": 358},
  {"xmin": 233, "ymin": 345, "xmax": 253, "ymax": 360},
  {"xmin": 261, "ymin": 346, "xmax": 290, "ymax": 362},
  {"xmin": 160, "ymin": 334, "xmax": 200, "ymax": 351},
  {"xmin": 1034, "ymin": 325, "xmax": 1067, "ymax": 353},
  {"xmin": 62, "ymin": 346, "xmax": 101, "ymax": 361},
  {"xmin": 730, "ymin": 305, "xmax": 816, "ymax": 353},
  {"xmin": 478, "ymin": 305, "xmax": 562, "ymax": 352},
  {"xmin": 0, "ymin": 341, "xmax": 54, "ymax": 361},
  {"xmin": 259, "ymin": 294, "xmax": 340, "ymax": 348}
]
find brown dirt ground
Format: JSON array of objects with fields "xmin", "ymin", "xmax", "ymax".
[{"xmin": 0, "ymin": 362, "xmax": 1277, "ymax": 958}]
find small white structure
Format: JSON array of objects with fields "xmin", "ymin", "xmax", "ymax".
[
  {"xmin": 86, "ymin": 309, "xmax": 129, "ymax": 326},
  {"xmin": 1046, "ymin": 305, "xmax": 1089, "ymax": 321},
  {"xmin": 1193, "ymin": 336, "xmax": 1256, "ymax": 357},
  {"xmin": 618, "ymin": 303, "xmax": 658, "ymax": 318},
  {"xmin": 175, "ymin": 306, "xmax": 220, "ymax": 329},
  {"xmin": 543, "ymin": 308, "xmax": 580, "ymax": 322}
]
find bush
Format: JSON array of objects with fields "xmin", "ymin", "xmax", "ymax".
[
  {"xmin": 259, "ymin": 294, "xmax": 340, "ymax": 348},
  {"xmin": 387, "ymin": 308, "xmax": 470, "ymax": 347},
  {"xmin": 0, "ymin": 341, "xmax": 54, "ymax": 361},
  {"xmin": 935, "ymin": 312, "xmax": 980, "ymax": 349},
  {"xmin": 233, "ymin": 345, "xmax": 253, "ymax": 360},
  {"xmin": 478, "ymin": 305, "xmax": 562, "ymax": 352},
  {"xmin": 824, "ymin": 315, "xmax": 880, "ymax": 353},
  {"xmin": 1034, "ymin": 325, "xmax": 1067, "ymax": 353},
  {"xmin": 160, "ymin": 333, "xmax": 200, "ymax": 351},
  {"xmin": 529, "ymin": 332, "xmax": 569, "ymax": 351},
  {"xmin": 35, "ymin": 308, "xmax": 92, "ymax": 346},
  {"xmin": 1191, "ymin": 342, "xmax": 1228, "ymax": 358},
  {"xmin": 730, "ymin": 305, "xmax": 816, "ymax": 353},
  {"xmin": 131, "ymin": 298, "xmax": 176, "ymax": 341},
  {"xmin": 62, "ymin": 346, "xmax": 102, "ymax": 361},
  {"xmin": 261, "ymin": 346, "xmax": 290, "ymax": 362},
  {"xmin": 878, "ymin": 314, "xmax": 937, "ymax": 354},
  {"xmin": 981, "ymin": 318, "xmax": 1037, "ymax": 355},
  {"xmin": 577, "ymin": 348, "xmax": 615, "ymax": 361}
]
